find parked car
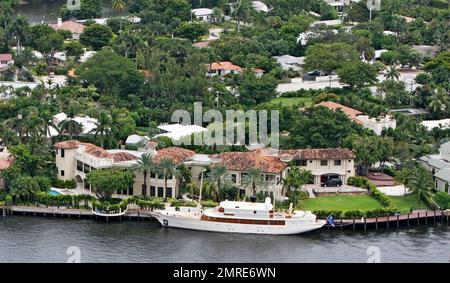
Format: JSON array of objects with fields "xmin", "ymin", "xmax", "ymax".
[{"xmin": 321, "ymin": 178, "xmax": 343, "ymax": 187}]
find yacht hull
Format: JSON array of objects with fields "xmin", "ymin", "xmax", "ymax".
[{"xmin": 150, "ymin": 211, "xmax": 326, "ymax": 235}]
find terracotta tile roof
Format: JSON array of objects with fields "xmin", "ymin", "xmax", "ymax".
[
  {"xmin": 211, "ymin": 148, "xmax": 288, "ymax": 174},
  {"xmin": 208, "ymin": 61, "xmax": 242, "ymax": 71},
  {"xmin": 54, "ymin": 140, "xmax": 137, "ymax": 162},
  {"xmin": 280, "ymin": 148, "xmax": 356, "ymax": 160},
  {"xmin": 0, "ymin": 157, "xmax": 14, "ymax": 170},
  {"xmin": 153, "ymin": 147, "xmax": 196, "ymax": 164},
  {"xmin": 49, "ymin": 21, "xmax": 85, "ymax": 34},
  {"xmin": 316, "ymin": 101, "xmax": 363, "ymax": 124},
  {"xmin": 54, "ymin": 140, "xmax": 81, "ymax": 149},
  {"xmin": 0, "ymin": 54, "xmax": 13, "ymax": 61}
]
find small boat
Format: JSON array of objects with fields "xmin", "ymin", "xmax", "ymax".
[{"xmin": 150, "ymin": 197, "xmax": 325, "ymax": 235}]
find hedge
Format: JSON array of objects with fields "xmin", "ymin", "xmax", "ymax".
[{"xmin": 313, "ymin": 207, "xmax": 397, "ymax": 219}]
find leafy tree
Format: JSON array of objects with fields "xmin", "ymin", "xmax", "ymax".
[
  {"xmin": 232, "ymin": 0, "xmax": 254, "ymax": 33},
  {"xmin": 239, "ymin": 73, "xmax": 277, "ymax": 106},
  {"xmin": 337, "ymin": 60, "xmax": 378, "ymax": 90},
  {"xmin": 87, "ymin": 168, "xmax": 135, "ymax": 201},
  {"xmin": 10, "ymin": 176, "xmax": 40, "ymax": 204},
  {"xmin": 175, "ymin": 21, "xmax": 209, "ymax": 42},
  {"xmin": 384, "ymin": 64, "xmax": 400, "ymax": 81},
  {"xmin": 77, "ymin": 49, "xmax": 144, "ymax": 99},
  {"xmin": 80, "ymin": 24, "xmax": 113, "ymax": 51},
  {"xmin": 396, "ymin": 164, "xmax": 433, "ymax": 205},
  {"xmin": 304, "ymin": 43, "xmax": 359, "ymax": 74},
  {"xmin": 64, "ymin": 41, "xmax": 85, "ymax": 61},
  {"xmin": 284, "ymin": 106, "xmax": 364, "ymax": 149},
  {"xmin": 35, "ymin": 32, "xmax": 64, "ymax": 65},
  {"xmin": 59, "ymin": 119, "xmax": 83, "ymax": 139}
]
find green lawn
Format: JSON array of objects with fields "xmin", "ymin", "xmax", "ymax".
[
  {"xmin": 298, "ymin": 195, "xmax": 384, "ymax": 211},
  {"xmin": 388, "ymin": 194, "xmax": 428, "ymax": 214},
  {"xmin": 268, "ymin": 97, "xmax": 314, "ymax": 107}
]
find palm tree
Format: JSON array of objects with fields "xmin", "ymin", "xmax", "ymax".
[
  {"xmin": 59, "ymin": 119, "xmax": 83, "ymax": 139},
  {"xmin": 242, "ymin": 167, "xmax": 265, "ymax": 198},
  {"xmin": 176, "ymin": 163, "xmax": 192, "ymax": 198},
  {"xmin": 282, "ymin": 167, "xmax": 312, "ymax": 206},
  {"xmin": 158, "ymin": 157, "xmax": 177, "ymax": 201},
  {"xmin": 407, "ymin": 166, "xmax": 434, "ymax": 206},
  {"xmin": 231, "ymin": 0, "xmax": 253, "ymax": 33},
  {"xmin": 0, "ymin": 0, "xmax": 15, "ymax": 29},
  {"xmin": 207, "ymin": 165, "xmax": 231, "ymax": 201},
  {"xmin": 112, "ymin": 0, "xmax": 127, "ymax": 30},
  {"xmin": 385, "ymin": 64, "xmax": 400, "ymax": 81},
  {"xmin": 7, "ymin": 15, "xmax": 29, "ymax": 55},
  {"xmin": 134, "ymin": 152, "xmax": 155, "ymax": 197},
  {"xmin": 427, "ymin": 87, "xmax": 449, "ymax": 116},
  {"xmin": 90, "ymin": 111, "xmax": 112, "ymax": 148}
]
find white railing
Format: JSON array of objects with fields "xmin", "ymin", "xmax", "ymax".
[{"xmin": 76, "ymin": 152, "xmax": 113, "ymax": 168}]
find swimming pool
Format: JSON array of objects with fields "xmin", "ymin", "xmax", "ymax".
[{"xmin": 49, "ymin": 190, "xmax": 61, "ymax": 196}]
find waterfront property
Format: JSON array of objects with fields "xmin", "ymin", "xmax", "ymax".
[
  {"xmin": 0, "ymin": 54, "xmax": 14, "ymax": 70},
  {"xmin": 54, "ymin": 140, "xmax": 356, "ymax": 200}
]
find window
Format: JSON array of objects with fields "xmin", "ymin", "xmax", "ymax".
[
  {"xmin": 77, "ymin": 161, "xmax": 83, "ymax": 172},
  {"xmin": 84, "ymin": 165, "xmax": 91, "ymax": 173},
  {"xmin": 150, "ymin": 172, "xmax": 156, "ymax": 178},
  {"xmin": 334, "ymin": 160, "xmax": 342, "ymax": 166},
  {"xmin": 61, "ymin": 170, "xmax": 65, "ymax": 177},
  {"xmin": 158, "ymin": 187, "xmax": 164, "ymax": 197},
  {"xmin": 61, "ymin": 149, "xmax": 65, "ymax": 158},
  {"xmin": 141, "ymin": 184, "xmax": 147, "ymax": 196},
  {"xmin": 166, "ymin": 188, "xmax": 172, "ymax": 198},
  {"xmin": 128, "ymin": 186, "xmax": 133, "ymax": 196},
  {"xmin": 320, "ymin": 160, "xmax": 328, "ymax": 166},
  {"xmin": 295, "ymin": 159, "xmax": 307, "ymax": 166},
  {"xmin": 150, "ymin": 186, "xmax": 156, "ymax": 197},
  {"xmin": 231, "ymin": 174, "xmax": 237, "ymax": 183}
]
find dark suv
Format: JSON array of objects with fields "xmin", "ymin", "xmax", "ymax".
[{"xmin": 321, "ymin": 178, "xmax": 343, "ymax": 187}]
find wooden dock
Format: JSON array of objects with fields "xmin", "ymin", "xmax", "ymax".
[{"xmin": 324, "ymin": 210, "xmax": 450, "ymax": 231}]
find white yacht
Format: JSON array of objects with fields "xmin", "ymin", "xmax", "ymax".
[{"xmin": 150, "ymin": 198, "xmax": 326, "ymax": 235}]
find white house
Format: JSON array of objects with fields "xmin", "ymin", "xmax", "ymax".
[
  {"xmin": 252, "ymin": 1, "xmax": 269, "ymax": 12},
  {"xmin": 419, "ymin": 141, "xmax": 450, "ymax": 194},
  {"xmin": 191, "ymin": 8, "xmax": 214, "ymax": 22},
  {"xmin": 422, "ymin": 119, "xmax": 450, "ymax": 131},
  {"xmin": 272, "ymin": 55, "xmax": 305, "ymax": 72},
  {"xmin": 47, "ymin": 112, "xmax": 98, "ymax": 137}
]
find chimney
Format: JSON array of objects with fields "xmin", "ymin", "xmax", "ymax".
[{"xmin": 57, "ymin": 18, "xmax": 62, "ymax": 27}]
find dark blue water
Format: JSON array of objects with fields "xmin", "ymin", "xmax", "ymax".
[{"xmin": 0, "ymin": 216, "xmax": 449, "ymax": 262}]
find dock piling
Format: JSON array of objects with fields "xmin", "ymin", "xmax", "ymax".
[
  {"xmin": 407, "ymin": 213, "xmax": 410, "ymax": 226},
  {"xmin": 375, "ymin": 217, "xmax": 378, "ymax": 230},
  {"xmin": 364, "ymin": 217, "xmax": 367, "ymax": 232},
  {"xmin": 425, "ymin": 211, "xmax": 428, "ymax": 225},
  {"xmin": 396, "ymin": 215, "xmax": 399, "ymax": 228},
  {"xmin": 417, "ymin": 212, "xmax": 420, "ymax": 226},
  {"xmin": 352, "ymin": 218, "xmax": 355, "ymax": 231},
  {"xmin": 386, "ymin": 215, "xmax": 389, "ymax": 229},
  {"xmin": 340, "ymin": 218, "xmax": 343, "ymax": 231}
]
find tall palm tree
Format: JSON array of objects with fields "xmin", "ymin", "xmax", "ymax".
[
  {"xmin": 158, "ymin": 157, "xmax": 178, "ymax": 201},
  {"xmin": 207, "ymin": 165, "xmax": 231, "ymax": 201},
  {"xmin": 385, "ymin": 64, "xmax": 400, "ymax": 81},
  {"xmin": 176, "ymin": 163, "xmax": 192, "ymax": 198},
  {"xmin": 428, "ymin": 87, "xmax": 449, "ymax": 116},
  {"xmin": 242, "ymin": 167, "xmax": 265, "ymax": 197},
  {"xmin": 112, "ymin": 0, "xmax": 127, "ymax": 30},
  {"xmin": 407, "ymin": 166, "xmax": 434, "ymax": 206},
  {"xmin": 59, "ymin": 119, "xmax": 83, "ymax": 139},
  {"xmin": 0, "ymin": 0, "xmax": 16, "ymax": 29},
  {"xmin": 7, "ymin": 15, "xmax": 29, "ymax": 55},
  {"xmin": 90, "ymin": 111, "xmax": 112, "ymax": 148},
  {"xmin": 231, "ymin": 0, "xmax": 253, "ymax": 33},
  {"xmin": 282, "ymin": 167, "xmax": 313, "ymax": 206},
  {"xmin": 134, "ymin": 152, "xmax": 155, "ymax": 197}
]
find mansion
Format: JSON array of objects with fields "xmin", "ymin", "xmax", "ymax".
[{"xmin": 54, "ymin": 140, "xmax": 356, "ymax": 200}]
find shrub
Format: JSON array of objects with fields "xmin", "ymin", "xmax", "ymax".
[
  {"xmin": 434, "ymin": 192, "xmax": 450, "ymax": 209},
  {"xmin": 201, "ymin": 200, "xmax": 218, "ymax": 207},
  {"xmin": 347, "ymin": 176, "xmax": 370, "ymax": 188},
  {"xmin": 52, "ymin": 179, "xmax": 77, "ymax": 189}
]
